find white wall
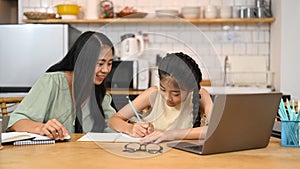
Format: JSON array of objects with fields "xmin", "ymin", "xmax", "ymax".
[
  {"xmin": 19, "ymin": 0, "xmax": 273, "ymax": 87},
  {"xmin": 272, "ymin": 0, "xmax": 300, "ymax": 98}
]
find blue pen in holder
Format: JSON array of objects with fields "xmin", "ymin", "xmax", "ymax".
[
  {"xmin": 278, "ymin": 99, "xmax": 300, "ymax": 147},
  {"xmin": 281, "ymin": 120, "xmax": 300, "ymax": 147}
]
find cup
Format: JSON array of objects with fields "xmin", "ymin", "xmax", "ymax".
[
  {"xmin": 255, "ymin": 0, "xmax": 265, "ymax": 8},
  {"xmin": 238, "ymin": 7, "xmax": 247, "ymax": 18},
  {"xmin": 256, "ymin": 7, "xmax": 266, "ymax": 18},
  {"xmin": 244, "ymin": 8, "xmax": 256, "ymax": 18},
  {"xmin": 204, "ymin": 5, "xmax": 217, "ymax": 18},
  {"xmin": 219, "ymin": 6, "xmax": 232, "ymax": 18},
  {"xmin": 281, "ymin": 121, "xmax": 300, "ymax": 147}
]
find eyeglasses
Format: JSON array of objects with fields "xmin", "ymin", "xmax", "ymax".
[{"xmin": 123, "ymin": 143, "xmax": 163, "ymax": 154}]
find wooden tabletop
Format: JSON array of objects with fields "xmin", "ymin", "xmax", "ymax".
[{"xmin": 0, "ymin": 134, "xmax": 299, "ymax": 169}]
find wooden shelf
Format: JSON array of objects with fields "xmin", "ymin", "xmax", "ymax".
[{"xmin": 23, "ymin": 17, "xmax": 275, "ymax": 24}]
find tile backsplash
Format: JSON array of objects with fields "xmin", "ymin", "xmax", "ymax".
[{"xmin": 20, "ymin": 0, "xmax": 272, "ymax": 87}]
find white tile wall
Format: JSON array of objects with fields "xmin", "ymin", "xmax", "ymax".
[{"xmin": 20, "ymin": 0, "xmax": 272, "ymax": 86}]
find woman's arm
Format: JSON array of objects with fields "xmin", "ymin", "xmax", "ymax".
[
  {"xmin": 10, "ymin": 119, "xmax": 68, "ymax": 140},
  {"xmin": 10, "ymin": 119, "xmax": 45, "ymax": 134},
  {"xmin": 108, "ymin": 86, "xmax": 157, "ymax": 137},
  {"xmin": 8, "ymin": 73, "xmax": 69, "ymax": 140}
]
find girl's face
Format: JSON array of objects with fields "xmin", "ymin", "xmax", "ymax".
[
  {"xmin": 159, "ymin": 76, "xmax": 189, "ymax": 107},
  {"xmin": 94, "ymin": 46, "xmax": 113, "ymax": 85}
]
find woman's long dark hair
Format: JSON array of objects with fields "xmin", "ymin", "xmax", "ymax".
[
  {"xmin": 158, "ymin": 52, "xmax": 202, "ymax": 127},
  {"xmin": 47, "ymin": 31, "xmax": 114, "ymax": 132}
]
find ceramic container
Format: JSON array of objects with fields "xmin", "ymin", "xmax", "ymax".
[
  {"xmin": 204, "ymin": 5, "xmax": 217, "ymax": 18},
  {"xmin": 219, "ymin": 6, "xmax": 232, "ymax": 18}
]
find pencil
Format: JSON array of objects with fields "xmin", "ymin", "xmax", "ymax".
[{"xmin": 126, "ymin": 96, "xmax": 142, "ymax": 122}]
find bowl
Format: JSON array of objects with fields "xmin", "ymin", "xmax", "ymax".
[
  {"xmin": 182, "ymin": 12, "xmax": 199, "ymax": 18},
  {"xmin": 24, "ymin": 12, "xmax": 56, "ymax": 20},
  {"xmin": 155, "ymin": 9, "xmax": 179, "ymax": 18},
  {"xmin": 181, "ymin": 6, "xmax": 200, "ymax": 14},
  {"xmin": 181, "ymin": 7, "xmax": 201, "ymax": 18},
  {"xmin": 56, "ymin": 4, "xmax": 80, "ymax": 16},
  {"xmin": 116, "ymin": 12, "xmax": 147, "ymax": 18}
]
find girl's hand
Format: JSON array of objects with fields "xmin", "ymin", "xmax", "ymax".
[
  {"xmin": 141, "ymin": 130, "xmax": 176, "ymax": 144},
  {"xmin": 130, "ymin": 122, "xmax": 154, "ymax": 138},
  {"xmin": 40, "ymin": 119, "xmax": 69, "ymax": 140}
]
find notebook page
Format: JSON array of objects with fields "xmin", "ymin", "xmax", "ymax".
[{"xmin": 77, "ymin": 132, "xmax": 140, "ymax": 142}]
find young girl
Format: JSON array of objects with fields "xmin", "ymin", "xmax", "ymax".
[
  {"xmin": 8, "ymin": 31, "xmax": 116, "ymax": 140},
  {"xmin": 108, "ymin": 52, "xmax": 213, "ymax": 143}
]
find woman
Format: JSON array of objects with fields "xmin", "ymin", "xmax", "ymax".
[
  {"xmin": 8, "ymin": 31, "xmax": 116, "ymax": 140},
  {"xmin": 108, "ymin": 52, "xmax": 213, "ymax": 143}
]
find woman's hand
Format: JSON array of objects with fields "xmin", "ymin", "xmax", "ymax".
[
  {"xmin": 141, "ymin": 130, "xmax": 176, "ymax": 144},
  {"xmin": 40, "ymin": 119, "xmax": 69, "ymax": 140},
  {"xmin": 129, "ymin": 122, "xmax": 154, "ymax": 138}
]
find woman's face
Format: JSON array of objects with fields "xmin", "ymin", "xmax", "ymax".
[
  {"xmin": 159, "ymin": 76, "xmax": 189, "ymax": 107},
  {"xmin": 94, "ymin": 46, "xmax": 113, "ymax": 85}
]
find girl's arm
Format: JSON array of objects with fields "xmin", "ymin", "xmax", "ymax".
[
  {"xmin": 141, "ymin": 126, "xmax": 208, "ymax": 143},
  {"xmin": 199, "ymin": 88, "xmax": 213, "ymax": 122},
  {"xmin": 108, "ymin": 86, "xmax": 158, "ymax": 137},
  {"xmin": 141, "ymin": 88, "xmax": 213, "ymax": 143}
]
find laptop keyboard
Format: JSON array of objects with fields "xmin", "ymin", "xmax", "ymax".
[{"xmin": 168, "ymin": 142, "xmax": 203, "ymax": 151}]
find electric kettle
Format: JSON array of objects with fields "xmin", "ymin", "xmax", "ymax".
[{"xmin": 120, "ymin": 33, "xmax": 144, "ymax": 60}]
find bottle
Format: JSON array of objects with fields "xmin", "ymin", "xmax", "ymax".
[
  {"xmin": 85, "ymin": 0, "xmax": 100, "ymax": 19},
  {"xmin": 224, "ymin": 56, "xmax": 231, "ymax": 86},
  {"xmin": 99, "ymin": 0, "xmax": 114, "ymax": 18}
]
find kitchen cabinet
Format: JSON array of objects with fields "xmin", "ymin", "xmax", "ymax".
[
  {"xmin": 23, "ymin": 18, "xmax": 275, "ymax": 24},
  {"xmin": 107, "ymin": 90, "xmax": 142, "ymax": 110},
  {"xmin": 110, "ymin": 94, "xmax": 139, "ymax": 111}
]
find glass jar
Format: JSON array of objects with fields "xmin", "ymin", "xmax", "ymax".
[{"xmin": 99, "ymin": 0, "xmax": 114, "ymax": 18}]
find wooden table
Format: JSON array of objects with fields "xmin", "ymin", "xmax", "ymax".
[{"xmin": 0, "ymin": 134, "xmax": 299, "ymax": 169}]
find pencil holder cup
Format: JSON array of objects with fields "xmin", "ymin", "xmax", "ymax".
[
  {"xmin": 0, "ymin": 119, "xmax": 2, "ymax": 147},
  {"xmin": 281, "ymin": 121, "xmax": 300, "ymax": 147}
]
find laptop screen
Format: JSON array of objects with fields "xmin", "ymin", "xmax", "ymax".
[{"xmin": 168, "ymin": 92, "xmax": 282, "ymax": 155}]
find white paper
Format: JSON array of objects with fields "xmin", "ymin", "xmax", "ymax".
[{"xmin": 77, "ymin": 132, "xmax": 141, "ymax": 143}]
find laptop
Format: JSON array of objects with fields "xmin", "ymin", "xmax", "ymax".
[{"xmin": 167, "ymin": 92, "xmax": 282, "ymax": 155}]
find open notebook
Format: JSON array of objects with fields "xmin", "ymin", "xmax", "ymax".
[
  {"xmin": 2, "ymin": 132, "xmax": 71, "ymax": 145},
  {"xmin": 168, "ymin": 92, "xmax": 282, "ymax": 155}
]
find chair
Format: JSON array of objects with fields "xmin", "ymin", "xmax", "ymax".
[
  {"xmin": 0, "ymin": 97, "xmax": 23, "ymax": 116},
  {"xmin": 0, "ymin": 97, "xmax": 23, "ymax": 132},
  {"xmin": 200, "ymin": 80, "xmax": 211, "ymax": 86}
]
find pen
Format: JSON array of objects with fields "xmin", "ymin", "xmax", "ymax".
[
  {"xmin": 113, "ymin": 133, "xmax": 122, "ymax": 142},
  {"xmin": 297, "ymin": 99, "xmax": 300, "ymax": 113},
  {"xmin": 126, "ymin": 96, "xmax": 142, "ymax": 122}
]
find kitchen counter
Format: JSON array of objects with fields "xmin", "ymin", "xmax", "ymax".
[
  {"xmin": 0, "ymin": 87, "xmax": 273, "ymax": 97},
  {"xmin": 203, "ymin": 86, "xmax": 273, "ymax": 95},
  {"xmin": 0, "ymin": 93, "xmax": 27, "ymax": 97}
]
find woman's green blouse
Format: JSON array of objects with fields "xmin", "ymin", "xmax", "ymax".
[{"xmin": 7, "ymin": 72, "xmax": 116, "ymax": 133}]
